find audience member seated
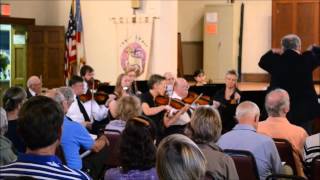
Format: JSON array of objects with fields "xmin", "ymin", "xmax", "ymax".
[
  {"xmin": 163, "ymin": 72, "xmax": 175, "ymax": 96},
  {"xmin": 193, "ymin": 69, "xmax": 207, "ymax": 86},
  {"xmin": 106, "ymin": 96, "xmax": 141, "ymax": 133},
  {"xmin": 186, "ymin": 106, "xmax": 239, "ymax": 179},
  {"xmin": 0, "ymin": 107, "xmax": 17, "ymax": 166},
  {"xmin": 217, "ymin": 101, "xmax": 282, "ymax": 180},
  {"xmin": 303, "ymin": 133, "xmax": 320, "ymax": 168},
  {"xmin": 257, "ymin": 88, "xmax": 307, "ymax": 177},
  {"xmin": 104, "ymin": 116, "xmax": 158, "ymax": 180},
  {"xmin": 213, "ymin": 69, "xmax": 241, "ymax": 132},
  {"xmin": 3, "ymin": 86, "xmax": 27, "ymax": 152},
  {"xmin": 156, "ymin": 134, "xmax": 206, "ymax": 180},
  {"xmin": 108, "ymin": 73, "xmax": 132, "ymax": 120},
  {"xmin": 0, "ymin": 96, "xmax": 90, "ymax": 179},
  {"xmin": 46, "ymin": 87, "xmax": 109, "ymax": 172},
  {"xmin": 26, "ymin": 75, "xmax": 42, "ymax": 98}
]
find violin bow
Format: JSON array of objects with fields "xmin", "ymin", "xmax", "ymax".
[{"xmin": 191, "ymin": 93, "xmax": 203, "ymax": 105}]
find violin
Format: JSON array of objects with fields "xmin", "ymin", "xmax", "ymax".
[
  {"xmin": 155, "ymin": 96, "xmax": 189, "ymax": 110},
  {"xmin": 183, "ymin": 92, "xmax": 211, "ymax": 105},
  {"xmin": 87, "ymin": 79, "xmax": 101, "ymax": 90},
  {"xmin": 79, "ymin": 91, "xmax": 109, "ymax": 105}
]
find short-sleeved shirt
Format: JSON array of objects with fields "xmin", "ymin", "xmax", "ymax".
[
  {"xmin": 61, "ymin": 116, "xmax": 94, "ymax": 169},
  {"xmin": 0, "ymin": 153, "xmax": 91, "ymax": 180},
  {"xmin": 217, "ymin": 124, "xmax": 282, "ymax": 180},
  {"xmin": 140, "ymin": 91, "xmax": 165, "ymax": 138}
]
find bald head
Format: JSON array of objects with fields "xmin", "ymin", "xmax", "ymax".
[
  {"xmin": 174, "ymin": 78, "xmax": 189, "ymax": 98},
  {"xmin": 265, "ymin": 89, "xmax": 290, "ymax": 117},
  {"xmin": 27, "ymin": 76, "xmax": 42, "ymax": 95},
  {"xmin": 235, "ymin": 101, "xmax": 260, "ymax": 128}
]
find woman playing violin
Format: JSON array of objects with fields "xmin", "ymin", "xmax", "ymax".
[
  {"xmin": 213, "ymin": 70, "xmax": 241, "ymax": 133},
  {"xmin": 140, "ymin": 74, "xmax": 172, "ymax": 141}
]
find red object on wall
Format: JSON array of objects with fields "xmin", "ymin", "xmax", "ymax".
[{"xmin": 1, "ymin": 4, "xmax": 11, "ymax": 16}]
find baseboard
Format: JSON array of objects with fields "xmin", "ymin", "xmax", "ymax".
[{"xmin": 241, "ymin": 73, "xmax": 270, "ymax": 82}]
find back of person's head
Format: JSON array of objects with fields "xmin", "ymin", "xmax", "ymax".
[
  {"xmin": 265, "ymin": 88, "xmax": 290, "ymax": 117},
  {"xmin": 80, "ymin": 65, "xmax": 94, "ymax": 77},
  {"xmin": 2, "ymin": 86, "xmax": 27, "ymax": 112},
  {"xmin": 116, "ymin": 96, "xmax": 141, "ymax": 121},
  {"xmin": 188, "ymin": 106, "xmax": 222, "ymax": 144},
  {"xmin": 235, "ymin": 101, "xmax": 260, "ymax": 127},
  {"xmin": 281, "ymin": 34, "xmax": 301, "ymax": 51},
  {"xmin": 0, "ymin": 107, "xmax": 8, "ymax": 136},
  {"xmin": 68, "ymin": 75, "xmax": 83, "ymax": 86},
  {"xmin": 147, "ymin": 74, "xmax": 165, "ymax": 89},
  {"xmin": 57, "ymin": 87, "xmax": 74, "ymax": 103},
  {"xmin": 120, "ymin": 116, "xmax": 156, "ymax": 172},
  {"xmin": 156, "ymin": 134, "xmax": 206, "ymax": 180},
  {"xmin": 18, "ymin": 96, "xmax": 64, "ymax": 150},
  {"xmin": 45, "ymin": 89, "xmax": 65, "ymax": 105}
]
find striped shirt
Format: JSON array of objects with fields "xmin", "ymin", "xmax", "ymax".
[
  {"xmin": 0, "ymin": 154, "xmax": 91, "ymax": 180},
  {"xmin": 303, "ymin": 133, "xmax": 320, "ymax": 164}
]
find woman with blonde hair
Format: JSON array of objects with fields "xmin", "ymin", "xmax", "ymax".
[
  {"xmin": 105, "ymin": 96, "xmax": 142, "ymax": 133},
  {"xmin": 186, "ymin": 106, "xmax": 239, "ymax": 180},
  {"xmin": 156, "ymin": 134, "xmax": 206, "ymax": 180}
]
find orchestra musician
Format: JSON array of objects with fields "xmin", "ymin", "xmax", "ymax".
[
  {"xmin": 125, "ymin": 65, "xmax": 141, "ymax": 96},
  {"xmin": 163, "ymin": 72, "xmax": 175, "ymax": 96},
  {"xmin": 213, "ymin": 70, "xmax": 241, "ymax": 133},
  {"xmin": 80, "ymin": 65, "xmax": 95, "ymax": 94},
  {"xmin": 66, "ymin": 75, "xmax": 109, "ymax": 132},
  {"xmin": 193, "ymin": 69, "xmax": 207, "ymax": 86}
]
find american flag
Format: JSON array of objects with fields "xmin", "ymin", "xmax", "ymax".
[
  {"xmin": 64, "ymin": 0, "xmax": 77, "ymax": 82},
  {"xmin": 75, "ymin": 0, "xmax": 86, "ymax": 69}
]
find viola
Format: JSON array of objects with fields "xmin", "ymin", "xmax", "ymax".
[
  {"xmin": 183, "ymin": 92, "xmax": 211, "ymax": 105},
  {"xmin": 155, "ymin": 96, "xmax": 188, "ymax": 110},
  {"xmin": 79, "ymin": 91, "xmax": 109, "ymax": 105}
]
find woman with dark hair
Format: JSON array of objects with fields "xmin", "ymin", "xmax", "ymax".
[
  {"xmin": 104, "ymin": 116, "xmax": 158, "ymax": 180},
  {"xmin": 193, "ymin": 69, "xmax": 207, "ymax": 86},
  {"xmin": 3, "ymin": 87, "xmax": 27, "ymax": 152}
]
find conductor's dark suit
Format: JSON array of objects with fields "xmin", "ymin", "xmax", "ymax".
[{"xmin": 259, "ymin": 48, "xmax": 320, "ymax": 128}]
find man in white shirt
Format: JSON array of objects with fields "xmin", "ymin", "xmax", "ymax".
[{"xmin": 66, "ymin": 75, "xmax": 108, "ymax": 129}]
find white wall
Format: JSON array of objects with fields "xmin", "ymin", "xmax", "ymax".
[
  {"xmin": 178, "ymin": 0, "xmax": 272, "ymax": 74},
  {"xmin": 4, "ymin": 0, "xmax": 177, "ymax": 84}
]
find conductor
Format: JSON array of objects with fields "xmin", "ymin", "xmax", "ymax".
[{"xmin": 259, "ymin": 34, "xmax": 320, "ymax": 133}]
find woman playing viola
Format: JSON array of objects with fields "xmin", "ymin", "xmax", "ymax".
[{"xmin": 213, "ymin": 70, "xmax": 241, "ymax": 133}]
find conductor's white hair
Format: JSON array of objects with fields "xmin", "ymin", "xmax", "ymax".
[
  {"xmin": 235, "ymin": 101, "xmax": 260, "ymax": 120},
  {"xmin": 27, "ymin": 76, "xmax": 41, "ymax": 88}
]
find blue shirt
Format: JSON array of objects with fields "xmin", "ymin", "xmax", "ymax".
[
  {"xmin": 104, "ymin": 167, "xmax": 159, "ymax": 180},
  {"xmin": 0, "ymin": 153, "xmax": 90, "ymax": 180},
  {"xmin": 217, "ymin": 124, "xmax": 282, "ymax": 180},
  {"xmin": 61, "ymin": 117, "xmax": 94, "ymax": 169}
]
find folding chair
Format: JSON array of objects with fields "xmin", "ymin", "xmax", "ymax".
[{"xmin": 224, "ymin": 149, "xmax": 260, "ymax": 180}]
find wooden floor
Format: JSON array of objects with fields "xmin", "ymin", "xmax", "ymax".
[{"xmin": 238, "ymin": 82, "xmax": 320, "ymax": 95}]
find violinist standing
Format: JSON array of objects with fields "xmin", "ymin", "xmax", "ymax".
[
  {"xmin": 80, "ymin": 65, "xmax": 95, "ymax": 94},
  {"xmin": 213, "ymin": 70, "xmax": 241, "ymax": 133},
  {"xmin": 259, "ymin": 34, "xmax": 320, "ymax": 134},
  {"xmin": 140, "ymin": 74, "xmax": 172, "ymax": 141}
]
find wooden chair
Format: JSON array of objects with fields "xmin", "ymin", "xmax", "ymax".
[
  {"xmin": 273, "ymin": 138, "xmax": 299, "ymax": 175},
  {"xmin": 224, "ymin": 149, "xmax": 260, "ymax": 180},
  {"xmin": 103, "ymin": 129, "xmax": 122, "ymax": 168},
  {"xmin": 310, "ymin": 156, "xmax": 320, "ymax": 180}
]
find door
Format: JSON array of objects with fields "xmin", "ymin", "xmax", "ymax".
[
  {"xmin": 11, "ymin": 25, "xmax": 27, "ymax": 87},
  {"xmin": 27, "ymin": 26, "xmax": 65, "ymax": 88}
]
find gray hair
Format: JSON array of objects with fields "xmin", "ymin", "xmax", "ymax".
[
  {"xmin": 235, "ymin": 101, "xmax": 260, "ymax": 121},
  {"xmin": 27, "ymin": 75, "xmax": 41, "ymax": 88},
  {"xmin": 0, "ymin": 107, "xmax": 8, "ymax": 135},
  {"xmin": 265, "ymin": 88, "xmax": 290, "ymax": 117},
  {"xmin": 156, "ymin": 134, "xmax": 206, "ymax": 180},
  {"xmin": 45, "ymin": 89, "xmax": 65, "ymax": 105},
  {"xmin": 281, "ymin": 34, "xmax": 301, "ymax": 51},
  {"xmin": 116, "ymin": 95, "xmax": 141, "ymax": 121},
  {"xmin": 57, "ymin": 87, "xmax": 74, "ymax": 104},
  {"xmin": 188, "ymin": 106, "xmax": 222, "ymax": 143},
  {"xmin": 226, "ymin": 69, "xmax": 238, "ymax": 78}
]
